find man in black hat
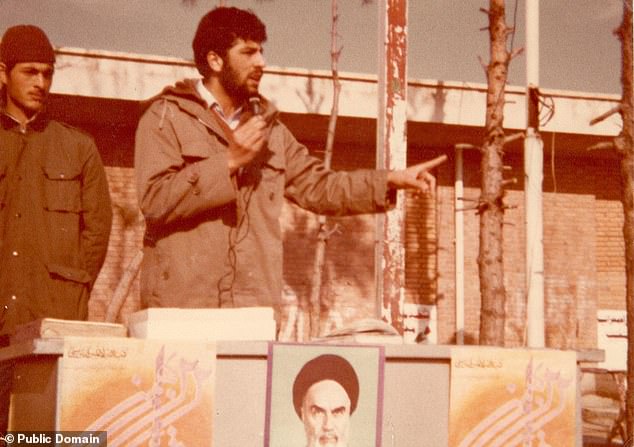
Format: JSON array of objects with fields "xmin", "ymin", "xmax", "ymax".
[
  {"xmin": 292, "ymin": 354, "xmax": 360, "ymax": 447},
  {"xmin": 0, "ymin": 25, "xmax": 112, "ymax": 434}
]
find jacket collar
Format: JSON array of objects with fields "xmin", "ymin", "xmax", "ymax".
[
  {"xmin": 154, "ymin": 78, "xmax": 279, "ymax": 125},
  {"xmin": 0, "ymin": 108, "xmax": 49, "ymax": 132}
]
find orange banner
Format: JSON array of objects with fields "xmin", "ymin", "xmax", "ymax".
[{"xmin": 449, "ymin": 346, "xmax": 576, "ymax": 446}]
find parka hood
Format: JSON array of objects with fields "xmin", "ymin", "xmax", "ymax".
[{"xmin": 140, "ymin": 78, "xmax": 279, "ymax": 122}]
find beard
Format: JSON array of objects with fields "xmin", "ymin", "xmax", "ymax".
[
  {"xmin": 219, "ymin": 62, "xmax": 254, "ymax": 105},
  {"xmin": 306, "ymin": 433, "xmax": 346, "ymax": 447}
]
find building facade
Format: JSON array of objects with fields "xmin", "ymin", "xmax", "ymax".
[{"xmin": 48, "ymin": 48, "xmax": 623, "ymax": 349}]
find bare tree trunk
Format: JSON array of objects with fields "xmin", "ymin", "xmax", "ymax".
[
  {"xmin": 105, "ymin": 250, "xmax": 143, "ymax": 323},
  {"xmin": 616, "ymin": 0, "xmax": 634, "ymax": 437},
  {"xmin": 478, "ymin": 0, "xmax": 510, "ymax": 346},
  {"xmin": 309, "ymin": 0, "xmax": 342, "ymax": 338}
]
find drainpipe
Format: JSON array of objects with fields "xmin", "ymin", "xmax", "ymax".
[{"xmin": 455, "ymin": 146, "xmax": 465, "ymax": 345}]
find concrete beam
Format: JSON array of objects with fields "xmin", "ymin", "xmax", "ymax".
[{"xmin": 52, "ymin": 47, "xmax": 621, "ymax": 138}]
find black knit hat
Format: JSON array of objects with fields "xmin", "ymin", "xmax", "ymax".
[
  {"xmin": 1, "ymin": 25, "xmax": 55, "ymax": 67},
  {"xmin": 292, "ymin": 354, "xmax": 360, "ymax": 418}
]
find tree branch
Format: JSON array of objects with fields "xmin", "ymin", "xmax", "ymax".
[
  {"xmin": 587, "ymin": 141, "xmax": 615, "ymax": 152},
  {"xmin": 509, "ymin": 47, "xmax": 524, "ymax": 60},
  {"xmin": 503, "ymin": 132, "xmax": 524, "ymax": 145},
  {"xmin": 589, "ymin": 105, "xmax": 621, "ymax": 126},
  {"xmin": 477, "ymin": 55, "xmax": 488, "ymax": 72},
  {"xmin": 455, "ymin": 143, "xmax": 480, "ymax": 151}
]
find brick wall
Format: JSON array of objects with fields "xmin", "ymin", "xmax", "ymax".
[
  {"xmin": 90, "ymin": 167, "xmax": 144, "ymax": 324},
  {"xmin": 87, "ymin": 130, "xmax": 625, "ymax": 349},
  {"xmin": 543, "ymin": 192, "xmax": 597, "ymax": 349},
  {"xmin": 434, "ymin": 147, "xmax": 622, "ymax": 349}
]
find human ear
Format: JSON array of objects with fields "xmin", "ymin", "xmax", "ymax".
[
  {"xmin": 206, "ymin": 51, "xmax": 223, "ymax": 74},
  {"xmin": 0, "ymin": 63, "xmax": 7, "ymax": 85}
]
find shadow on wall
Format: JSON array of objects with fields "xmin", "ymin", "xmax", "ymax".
[
  {"xmin": 449, "ymin": 331, "xmax": 479, "ymax": 345},
  {"xmin": 405, "ymin": 189, "xmax": 438, "ymax": 305},
  {"xmin": 281, "ymin": 203, "xmax": 377, "ymax": 341}
]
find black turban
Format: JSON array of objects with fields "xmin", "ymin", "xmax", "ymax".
[{"xmin": 292, "ymin": 354, "xmax": 360, "ymax": 418}]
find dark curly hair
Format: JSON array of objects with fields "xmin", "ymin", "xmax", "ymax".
[{"xmin": 192, "ymin": 7, "xmax": 267, "ymax": 78}]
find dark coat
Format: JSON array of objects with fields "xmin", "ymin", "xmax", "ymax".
[{"xmin": 0, "ymin": 112, "xmax": 112, "ymax": 335}]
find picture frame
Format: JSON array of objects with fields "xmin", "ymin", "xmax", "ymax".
[{"xmin": 264, "ymin": 342, "xmax": 385, "ymax": 447}]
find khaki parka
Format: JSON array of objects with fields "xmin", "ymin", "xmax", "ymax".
[
  {"xmin": 0, "ymin": 112, "xmax": 112, "ymax": 336},
  {"xmin": 135, "ymin": 80, "xmax": 395, "ymax": 314}
]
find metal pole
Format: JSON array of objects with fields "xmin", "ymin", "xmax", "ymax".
[
  {"xmin": 525, "ymin": 0, "xmax": 545, "ymax": 348},
  {"xmin": 455, "ymin": 147, "xmax": 465, "ymax": 345},
  {"xmin": 376, "ymin": 0, "xmax": 408, "ymax": 332}
]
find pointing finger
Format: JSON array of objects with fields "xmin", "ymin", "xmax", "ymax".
[{"xmin": 418, "ymin": 154, "xmax": 448, "ymax": 171}]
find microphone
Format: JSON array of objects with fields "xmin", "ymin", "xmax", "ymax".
[
  {"xmin": 249, "ymin": 96, "xmax": 261, "ymax": 116},
  {"xmin": 238, "ymin": 97, "xmax": 263, "ymax": 182}
]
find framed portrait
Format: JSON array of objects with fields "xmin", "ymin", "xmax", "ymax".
[{"xmin": 264, "ymin": 342, "xmax": 384, "ymax": 447}]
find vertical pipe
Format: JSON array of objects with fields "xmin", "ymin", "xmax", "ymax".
[
  {"xmin": 525, "ymin": 0, "xmax": 545, "ymax": 348},
  {"xmin": 376, "ymin": 0, "xmax": 408, "ymax": 332},
  {"xmin": 455, "ymin": 147, "xmax": 465, "ymax": 345}
]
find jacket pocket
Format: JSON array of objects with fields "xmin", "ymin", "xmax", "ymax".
[
  {"xmin": 41, "ymin": 164, "xmax": 82, "ymax": 212},
  {"xmin": 257, "ymin": 150, "xmax": 285, "ymax": 216},
  {"xmin": 46, "ymin": 262, "xmax": 92, "ymax": 284},
  {"xmin": 181, "ymin": 143, "xmax": 212, "ymax": 160},
  {"xmin": 262, "ymin": 149, "xmax": 285, "ymax": 179}
]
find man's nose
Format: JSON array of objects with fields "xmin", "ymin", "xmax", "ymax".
[
  {"xmin": 33, "ymin": 73, "xmax": 47, "ymax": 89},
  {"xmin": 254, "ymin": 51, "xmax": 265, "ymax": 68},
  {"xmin": 322, "ymin": 412, "xmax": 334, "ymax": 430}
]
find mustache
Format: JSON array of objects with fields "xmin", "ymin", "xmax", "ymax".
[
  {"xmin": 318, "ymin": 434, "xmax": 338, "ymax": 443},
  {"xmin": 249, "ymin": 69, "xmax": 264, "ymax": 79},
  {"xmin": 29, "ymin": 90, "xmax": 47, "ymax": 100}
]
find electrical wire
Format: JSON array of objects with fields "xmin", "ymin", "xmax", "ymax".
[
  {"xmin": 216, "ymin": 178, "xmax": 255, "ymax": 307},
  {"xmin": 538, "ymin": 93, "xmax": 555, "ymax": 128}
]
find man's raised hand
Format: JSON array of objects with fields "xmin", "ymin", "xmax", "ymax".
[
  {"xmin": 227, "ymin": 116, "xmax": 267, "ymax": 174},
  {"xmin": 386, "ymin": 154, "xmax": 448, "ymax": 195}
]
